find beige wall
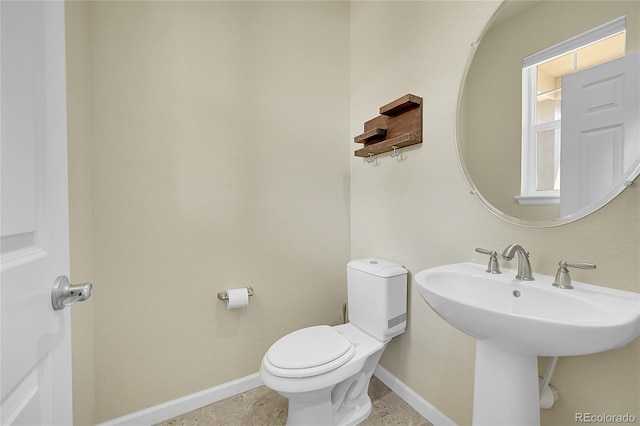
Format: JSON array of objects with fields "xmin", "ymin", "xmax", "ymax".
[
  {"xmin": 67, "ymin": 1, "xmax": 640, "ymax": 425},
  {"xmin": 350, "ymin": 1, "xmax": 639, "ymax": 426},
  {"xmin": 67, "ymin": 1, "xmax": 350, "ymax": 422},
  {"xmin": 66, "ymin": 2, "xmax": 96, "ymax": 425}
]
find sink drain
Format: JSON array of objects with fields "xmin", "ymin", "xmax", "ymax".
[{"xmin": 513, "ymin": 290, "xmax": 521, "ymax": 297}]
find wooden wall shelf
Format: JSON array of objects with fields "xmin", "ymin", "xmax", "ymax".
[
  {"xmin": 354, "ymin": 94, "xmax": 422, "ymax": 158},
  {"xmin": 380, "ymin": 94, "xmax": 422, "ymax": 116},
  {"xmin": 354, "ymin": 134, "xmax": 420, "ymax": 157},
  {"xmin": 353, "ymin": 128, "xmax": 387, "ymax": 144}
]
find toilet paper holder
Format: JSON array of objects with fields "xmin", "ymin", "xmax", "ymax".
[{"xmin": 217, "ymin": 286, "xmax": 254, "ymax": 301}]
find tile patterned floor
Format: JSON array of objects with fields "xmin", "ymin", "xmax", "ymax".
[{"xmin": 156, "ymin": 376, "xmax": 432, "ymax": 426}]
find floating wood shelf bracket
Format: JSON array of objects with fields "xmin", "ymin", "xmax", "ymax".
[{"xmin": 354, "ymin": 94, "xmax": 423, "ymax": 158}]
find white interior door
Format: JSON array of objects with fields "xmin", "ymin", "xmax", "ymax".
[
  {"xmin": 560, "ymin": 52, "xmax": 640, "ymax": 218},
  {"xmin": 1, "ymin": 1, "xmax": 73, "ymax": 425}
]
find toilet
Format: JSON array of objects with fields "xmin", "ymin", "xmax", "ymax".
[{"xmin": 260, "ymin": 258, "xmax": 408, "ymax": 426}]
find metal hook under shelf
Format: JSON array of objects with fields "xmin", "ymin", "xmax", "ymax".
[
  {"xmin": 367, "ymin": 153, "xmax": 377, "ymax": 164},
  {"xmin": 217, "ymin": 286, "xmax": 254, "ymax": 301}
]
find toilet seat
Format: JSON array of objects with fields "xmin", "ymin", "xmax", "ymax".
[{"xmin": 264, "ymin": 325, "xmax": 356, "ymax": 378}]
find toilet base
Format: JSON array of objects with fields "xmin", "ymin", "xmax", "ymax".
[
  {"xmin": 283, "ymin": 376, "xmax": 375, "ymax": 426},
  {"xmin": 332, "ymin": 369, "xmax": 376, "ymax": 426},
  {"xmin": 285, "ymin": 388, "xmax": 338, "ymax": 426},
  {"xmin": 281, "ymin": 347, "xmax": 384, "ymax": 426}
]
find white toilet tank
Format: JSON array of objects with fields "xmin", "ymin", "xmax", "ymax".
[{"xmin": 347, "ymin": 258, "xmax": 408, "ymax": 341}]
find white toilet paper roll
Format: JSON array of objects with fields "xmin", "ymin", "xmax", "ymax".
[{"xmin": 226, "ymin": 288, "xmax": 249, "ymax": 309}]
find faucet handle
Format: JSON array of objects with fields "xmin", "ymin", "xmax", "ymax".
[
  {"xmin": 475, "ymin": 248, "xmax": 501, "ymax": 274},
  {"xmin": 553, "ymin": 260, "xmax": 596, "ymax": 289},
  {"xmin": 563, "ymin": 261, "xmax": 596, "ymax": 270}
]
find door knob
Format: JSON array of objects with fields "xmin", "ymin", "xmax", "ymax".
[{"xmin": 51, "ymin": 275, "xmax": 93, "ymax": 310}]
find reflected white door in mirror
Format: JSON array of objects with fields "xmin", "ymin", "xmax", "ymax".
[{"xmin": 560, "ymin": 52, "xmax": 639, "ymax": 218}]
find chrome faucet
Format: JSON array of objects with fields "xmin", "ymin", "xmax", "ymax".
[{"xmin": 502, "ymin": 244, "xmax": 534, "ymax": 281}]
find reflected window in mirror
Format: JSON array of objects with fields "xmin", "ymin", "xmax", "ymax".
[{"xmin": 518, "ymin": 16, "xmax": 626, "ymax": 206}]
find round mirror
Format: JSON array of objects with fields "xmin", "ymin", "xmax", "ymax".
[{"xmin": 457, "ymin": 0, "xmax": 640, "ymax": 227}]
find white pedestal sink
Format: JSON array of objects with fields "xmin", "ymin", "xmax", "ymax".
[{"xmin": 415, "ymin": 262, "xmax": 640, "ymax": 426}]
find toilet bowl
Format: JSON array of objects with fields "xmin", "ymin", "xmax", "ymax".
[
  {"xmin": 261, "ymin": 323, "xmax": 387, "ymax": 426},
  {"xmin": 259, "ymin": 259, "xmax": 408, "ymax": 426}
]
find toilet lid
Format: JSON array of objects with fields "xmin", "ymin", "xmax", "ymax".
[{"xmin": 265, "ymin": 325, "xmax": 355, "ymax": 377}]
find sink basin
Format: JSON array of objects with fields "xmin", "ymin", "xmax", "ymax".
[
  {"xmin": 415, "ymin": 262, "xmax": 640, "ymax": 356},
  {"xmin": 415, "ymin": 262, "xmax": 640, "ymax": 426}
]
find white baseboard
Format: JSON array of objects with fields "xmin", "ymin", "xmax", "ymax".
[
  {"xmin": 96, "ymin": 373, "xmax": 263, "ymax": 426},
  {"xmin": 373, "ymin": 365, "xmax": 457, "ymax": 426},
  {"xmin": 98, "ymin": 366, "xmax": 454, "ymax": 426}
]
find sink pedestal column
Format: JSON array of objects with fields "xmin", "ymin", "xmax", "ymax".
[{"xmin": 472, "ymin": 341, "xmax": 540, "ymax": 426}]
